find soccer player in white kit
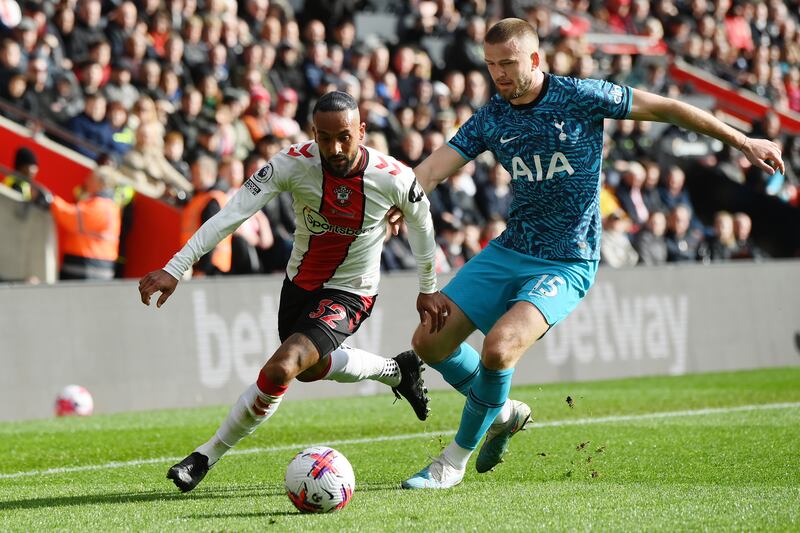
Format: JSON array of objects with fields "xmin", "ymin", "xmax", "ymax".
[{"xmin": 139, "ymin": 91, "xmax": 451, "ymax": 492}]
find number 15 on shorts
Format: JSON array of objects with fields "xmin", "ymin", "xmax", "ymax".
[{"xmin": 528, "ymin": 275, "xmax": 565, "ymax": 297}]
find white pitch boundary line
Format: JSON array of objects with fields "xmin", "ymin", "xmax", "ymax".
[{"xmin": 1, "ymin": 401, "xmax": 798, "ymax": 481}]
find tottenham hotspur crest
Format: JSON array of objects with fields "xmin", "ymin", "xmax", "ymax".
[
  {"xmin": 334, "ymin": 185, "xmax": 352, "ymax": 206},
  {"xmin": 554, "ymin": 120, "xmax": 567, "ymax": 141}
]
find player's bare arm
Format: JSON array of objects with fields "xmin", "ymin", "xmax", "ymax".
[
  {"xmin": 387, "ymin": 146, "xmax": 469, "ymax": 230},
  {"xmin": 628, "ymin": 88, "xmax": 785, "ymax": 175},
  {"xmin": 413, "ymin": 144, "xmax": 469, "ymax": 194},
  {"xmin": 138, "ymin": 269, "xmax": 178, "ymax": 308}
]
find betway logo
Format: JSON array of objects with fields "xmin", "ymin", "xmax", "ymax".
[
  {"xmin": 511, "ymin": 152, "xmax": 574, "ymax": 181},
  {"xmin": 541, "ymin": 282, "xmax": 689, "ymax": 375},
  {"xmin": 192, "ymin": 290, "xmax": 382, "ymax": 388},
  {"xmin": 303, "ymin": 206, "xmax": 373, "ymax": 236}
]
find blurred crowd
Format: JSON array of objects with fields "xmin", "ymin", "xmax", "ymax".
[{"xmin": 1, "ymin": 0, "xmax": 799, "ymax": 278}]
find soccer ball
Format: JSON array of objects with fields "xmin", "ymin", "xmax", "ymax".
[
  {"xmin": 284, "ymin": 446, "xmax": 355, "ymax": 513},
  {"xmin": 55, "ymin": 385, "xmax": 94, "ymax": 417}
]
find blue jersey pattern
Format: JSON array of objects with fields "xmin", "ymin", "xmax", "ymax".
[{"xmin": 448, "ymin": 74, "xmax": 632, "ymax": 260}]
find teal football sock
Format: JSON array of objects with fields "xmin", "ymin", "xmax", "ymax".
[
  {"xmin": 428, "ymin": 342, "xmax": 480, "ymax": 395},
  {"xmin": 454, "ymin": 364, "xmax": 514, "ymax": 450}
]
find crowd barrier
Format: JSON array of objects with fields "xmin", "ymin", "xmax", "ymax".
[{"xmin": 1, "ymin": 261, "xmax": 798, "ymax": 421}]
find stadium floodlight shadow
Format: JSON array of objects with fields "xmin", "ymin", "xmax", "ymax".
[{"xmin": 0, "ymin": 486, "xmax": 281, "ymax": 512}]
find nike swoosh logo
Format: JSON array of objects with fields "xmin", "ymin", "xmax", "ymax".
[{"xmin": 499, "ymin": 135, "xmax": 520, "ymax": 144}]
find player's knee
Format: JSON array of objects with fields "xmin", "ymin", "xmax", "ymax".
[
  {"xmin": 482, "ymin": 333, "xmax": 523, "ymax": 370},
  {"xmin": 411, "ymin": 327, "xmax": 439, "ymax": 362},
  {"xmin": 263, "ymin": 347, "xmax": 306, "ymax": 384}
]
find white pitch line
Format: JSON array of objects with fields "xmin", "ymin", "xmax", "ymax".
[{"xmin": 1, "ymin": 401, "xmax": 798, "ymax": 481}]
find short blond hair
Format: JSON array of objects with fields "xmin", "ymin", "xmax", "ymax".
[{"xmin": 485, "ymin": 18, "xmax": 539, "ymax": 49}]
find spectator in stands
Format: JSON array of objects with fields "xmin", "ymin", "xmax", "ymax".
[
  {"xmin": 659, "ymin": 165, "xmax": 693, "ymax": 213},
  {"xmin": 163, "ymin": 130, "xmax": 190, "ymax": 178},
  {"xmin": 104, "ymin": 1, "xmax": 138, "ymax": 60},
  {"xmin": 699, "ymin": 210, "xmax": 738, "ymax": 262},
  {"xmin": 665, "ymin": 204, "xmax": 702, "ymax": 263},
  {"xmin": 1, "ymin": 74, "xmax": 30, "ymax": 123},
  {"xmin": 39, "ymin": 165, "xmax": 122, "ymax": 280},
  {"xmin": 381, "ymin": 223, "xmax": 418, "ymax": 272},
  {"xmin": 393, "ymin": 45, "xmax": 421, "ymax": 106},
  {"xmin": 107, "ymin": 100, "xmax": 134, "ymax": 159},
  {"xmin": 464, "ymin": 70, "xmax": 489, "ymax": 110},
  {"xmin": 0, "ymin": 38, "xmax": 21, "ymax": 87},
  {"xmin": 641, "ymin": 160, "xmax": 666, "ymax": 213},
  {"xmin": 70, "ymin": 0, "xmax": 106, "ymax": 65},
  {"xmin": 222, "ymin": 89, "xmax": 255, "ymax": 161},
  {"xmin": 601, "ymin": 210, "xmax": 639, "ymax": 268},
  {"xmin": 732, "ymin": 212, "xmax": 766, "ymax": 260},
  {"xmin": 46, "ymin": 70, "xmax": 83, "ymax": 126},
  {"xmin": 476, "ymin": 162, "xmax": 512, "ymax": 222},
  {"xmin": 615, "ymin": 161, "xmax": 650, "ymax": 229},
  {"xmin": 302, "ymin": 40, "xmax": 328, "ymax": 95},
  {"xmin": 163, "ymin": 34, "xmax": 190, "ymax": 87},
  {"xmin": 272, "ymin": 41, "xmax": 305, "ymax": 102},
  {"xmin": 66, "ymin": 92, "xmax": 113, "ymax": 160},
  {"xmin": 269, "ymin": 88, "xmax": 301, "ymax": 139},
  {"xmin": 181, "ymin": 154, "xmax": 231, "ymax": 276},
  {"xmin": 397, "ymin": 129, "xmax": 425, "ymax": 167},
  {"xmin": 13, "ymin": 17, "xmax": 37, "ymax": 72},
  {"xmin": 102, "ymin": 59, "xmax": 139, "ymax": 111},
  {"xmin": 437, "ymin": 218, "xmax": 467, "ymax": 271},
  {"xmin": 445, "ymin": 16, "xmax": 487, "ymax": 75},
  {"xmin": 120, "ymin": 121, "xmax": 193, "ymax": 200},
  {"xmin": 167, "ymin": 87, "xmax": 203, "ymax": 155},
  {"xmin": 243, "ymin": 86, "xmax": 272, "ymax": 142},
  {"xmin": 159, "ymin": 66, "xmax": 182, "ymax": 105},
  {"xmin": 181, "ymin": 16, "xmax": 207, "ymax": 70},
  {"xmin": 447, "ymin": 162, "xmax": 484, "ymax": 227},
  {"xmin": 137, "ymin": 59, "xmax": 164, "ymax": 101},
  {"xmin": 634, "ymin": 211, "xmax": 668, "ymax": 266},
  {"xmin": 23, "ymin": 55, "xmax": 50, "ymax": 116},
  {"xmin": 220, "ymin": 157, "xmax": 273, "ymax": 274},
  {"xmin": 3, "ymin": 146, "xmax": 38, "ymax": 200}
]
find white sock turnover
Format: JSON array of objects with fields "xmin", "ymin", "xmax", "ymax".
[{"xmin": 323, "ymin": 345, "xmax": 401, "ymax": 387}]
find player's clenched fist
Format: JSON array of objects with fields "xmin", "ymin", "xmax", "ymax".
[{"xmin": 139, "ymin": 269, "xmax": 178, "ymax": 308}]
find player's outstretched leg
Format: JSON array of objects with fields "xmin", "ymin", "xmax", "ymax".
[
  {"xmin": 402, "ymin": 364, "xmax": 514, "ymax": 489},
  {"xmin": 475, "ymin": 399, "xmax": 532, "ymax": 473},
  {"xmin": 167, "ymin": 373, "xmax": 287, "ymax": 492},
  {"xmin": 390, "ymin": 350, "xmax": 430, "ymax": 421},
  {"xmin": 316, "ymin": 346, "xmax": 430, "ymax": 420}
]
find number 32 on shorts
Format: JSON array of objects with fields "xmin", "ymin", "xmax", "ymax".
[
  {"xmin": 528, "ymin": 275, "xmax": 565, "ymax": 297},
  {"xmin": 309, "ymin": 299, "xmax": 347, "ymax": 328}
]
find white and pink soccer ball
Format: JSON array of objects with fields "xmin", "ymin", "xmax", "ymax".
[
  {"xmin": 55, "ymin": 385, "xmax": 94, "ymax": 417},
  {"xmin": 285, "ymin": 446, "xmax": 355, "ymax": 513}
]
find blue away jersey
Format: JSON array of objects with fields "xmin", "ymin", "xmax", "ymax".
[{"xmin": 448, "ymin": 73, "xmax": 632, "ymax": 260}]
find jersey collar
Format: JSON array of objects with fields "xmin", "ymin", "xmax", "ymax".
[{"xmin": 509, "ymin": 72, "xmax": 550, "ymax": 110}]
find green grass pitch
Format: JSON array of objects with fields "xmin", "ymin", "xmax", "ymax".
[{"xmin": 2, "ymin": 367, "xmax": 799, "ymax": 532}]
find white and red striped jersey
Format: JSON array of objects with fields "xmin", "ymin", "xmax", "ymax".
[{"xmin": 164, "ymin": 142, "xmax": 437, "ymax": 296}]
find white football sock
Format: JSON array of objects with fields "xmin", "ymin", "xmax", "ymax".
[
  {"xmin": 323, "ymin": 345, "xmax": 401, "ymax": 387},
  {"xmin": 441, "ymin": 441, "xmax": 471, "ymax": 470},
  {"xmin": 492, "ymin": 399, "xmax": 514, "ymax": 427},
  {"xmin": 196, "ymin": 380, "xmax": 286, "ymax": 465}
]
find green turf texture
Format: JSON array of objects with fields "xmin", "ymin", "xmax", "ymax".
[{"xmin": 1, "ymin": 367, "xmax": 799, "ymax": 532}]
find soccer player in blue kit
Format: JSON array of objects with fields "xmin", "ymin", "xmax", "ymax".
[{"xmin": 399, "ymin": 18, "xmax": 785, "ymax": 489}]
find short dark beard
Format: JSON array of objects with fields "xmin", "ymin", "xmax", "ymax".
[{"xmin": 322, "ymin": 153, "xmax": 357, "ymax": 178}]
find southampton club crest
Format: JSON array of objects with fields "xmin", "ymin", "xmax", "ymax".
[{"xmin": 333, "ymin": 185, "xmax": 352, "ymax": 207}]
